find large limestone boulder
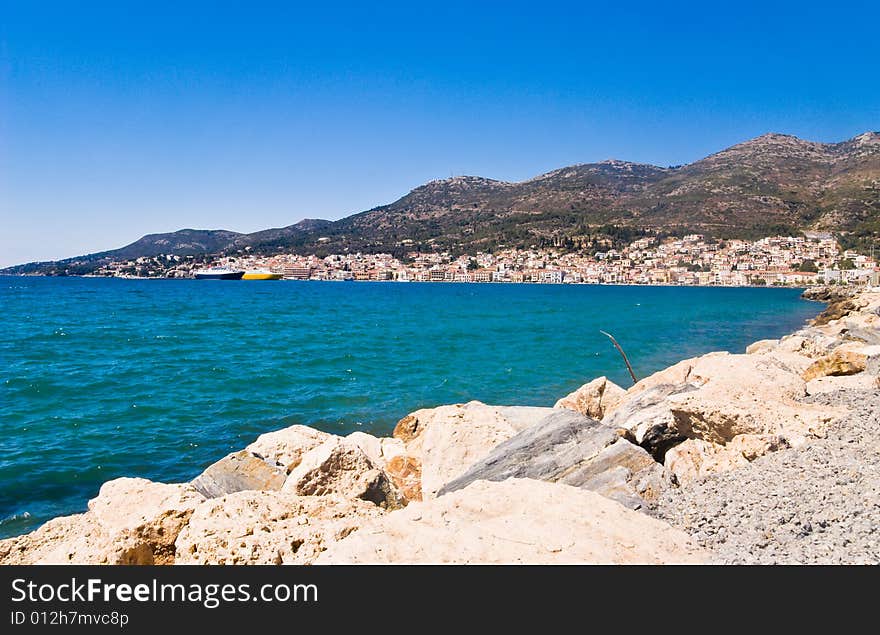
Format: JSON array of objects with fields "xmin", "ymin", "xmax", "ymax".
[
  {"xmin": 620, "ymin": 352, "xmax": 727, "ymax": 398},
  {"xmin": 776, "ymin": 332, "xmax": 839, "ymax": 358},
  {"xmin": 344, "ymin": 431, "xmax": 405, "ymax": 468},
  {"xmin": 0, "ymin": 514, "xmax": 109, "ymax": 565},
  {"xmin": 393, "ymin": 402, "xmax": 555, "ymax": 454},
  {"xmin": 191, "ymin": 450, "xmax": 288, "ymax": 498},
  {"xmin": 665, "ymin": 355, "xmax": 844, "ymax": 446},
  {"xmin": 600, "ymin": 352, "xmax": 849, "ymax": 482},
  {"xmin": 806, "ymin": 373, "xmax": 879, "ymax": 395},
  {"xmin": 392, "ymin": 402, "xmax": 557, "ymax": 499},
  {"xmin": 554, "ymin": 376, "xmax": 626, "ymax": 419},
  {"xmin": 244, "ymin": 424, "xmax": 332, "ymax": 472},
  {"xmin": 802, "ymin": 348, "xmax": 868, "ymax": 382},
  {"xmin": 86, "ymin": 478, "xmax": 205, "ymax": 564},
  {"xmin": 745, "ymin": 339, "xmax": 779, "ymax": 354},
  {"xmin": 761, "ymin": 350, "xmax": 815, "ymax": 374},
  {"xmin": 0, "ymin": 478, "xmax": 204, "ymax": 565},
  {"xmin": 282, "ymin": 437, "xmax": 405, "ymax": 509},
  {"xmin": 437, "ymin": 409, "xmax": 660, "ymax": 509},
  {"xmin": 606, "ymin": 352, "xmax": 845, "ymax": 450},
  {"xmin": 812, "ymin": 298, "xmax": 856, "ymax": 326},
  {"xmin": 174, "ymin": 491, "xmax": 383, "ymax": 564},
  {"xmin": 316, "ymin": 478, "xmax": 708, "ymax": 564}
]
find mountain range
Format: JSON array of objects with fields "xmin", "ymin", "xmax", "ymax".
[{"xmin": 4, "ymin": 131, "xmax": 879, "ymax": 275}]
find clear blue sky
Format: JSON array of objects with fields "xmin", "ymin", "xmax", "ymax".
[{"xmin": 1, "ymin": 1, "xmax": 878, "ymax": 267}]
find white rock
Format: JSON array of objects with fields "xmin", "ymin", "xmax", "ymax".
[
  {"xmin": 0, "ymin": 514, "xmax": 109, "ymax": 565},
  {"xmin": 282, "ymin": 437, "xmax": 405, "ymax": 509},
  {"xmin": 0, "ymin": 478, "xmax": 205, "ymax": 565},
  {"xmin": 607, "ymin": 352, "xmax": 846, "ymax": 448},
  {"xmin": 345, "ymin": 431, "xmax": 406, "ymax": 467},
  {"xmin": 317, "ymin": 478, "xmax": 708, "ymax": 564},
  {"xmin": 554, "ymin": 376, "xmax": 626, "ymax": 419},
  {"xmin": 746, "ymin": 339, "xmax": 779, "ymax": 354},
  {"xmin": 806, "ymin": 373, "xmax": 879, "ymax": 395},
  {"xmin": 393, "ymin": 401, "xmax": 557, "ymax": 499},
  {"xmin": 245, "ymin": 424, "xmax": 332, "ymax": 472},
  {"xmin": 174, "ymin": 491, "xmax": 383, "ymax": 564},
  {"xmin": 665, "ymin": 435, "xmax": 789, "ymax": 486}
]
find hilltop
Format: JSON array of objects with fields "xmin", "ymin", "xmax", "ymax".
[{"xmin": 4, "ymin": 131, "xmax": 879, "ymax": 275}]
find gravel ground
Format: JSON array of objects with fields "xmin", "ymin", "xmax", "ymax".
[{"xmin": 651, "ymin": 385, "xmax": 880, "ymax": 564}]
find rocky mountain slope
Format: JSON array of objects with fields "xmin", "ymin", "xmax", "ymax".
[
  {"xmin": 4, "ymin": 132, "xmax": 879, "ymax": 274},
  {"xmin": 327, "ymin": 131, "xmax": 879, "ymax": 255},
  {"xmin": 2, "ymin": 220, "xmax": 329, "ymax": 275}
]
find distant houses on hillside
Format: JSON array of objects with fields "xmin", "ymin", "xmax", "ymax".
[{"xmin": 93, "ymin": 233, "xmax": 880, "ymax": 288}]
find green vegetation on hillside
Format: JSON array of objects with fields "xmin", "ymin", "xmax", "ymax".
[{"xmin": 3, "ymin": 131, "xmax": 878, "ymax": 275}]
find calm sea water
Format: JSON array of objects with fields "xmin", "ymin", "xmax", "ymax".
[{"xmin": 0, "ymin": 276, "xmax": 819, "ymax": 537}]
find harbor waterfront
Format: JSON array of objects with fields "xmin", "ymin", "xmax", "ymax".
[
  {"xmin": 0, "ymin": 276, "xmax": 820, "ymax": 539},
  {"xmin": 88, "ymin": 233, "xmax": 880, "ymax": 286}
]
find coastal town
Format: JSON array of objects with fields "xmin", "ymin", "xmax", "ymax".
[{"xmin": 95, "ymin": 232, "xmax": 880, "ymax": 287}]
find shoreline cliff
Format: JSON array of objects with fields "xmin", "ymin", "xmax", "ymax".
[{"xmin": 3, "ymin": 285, "xmax": 878, "ymax": 565}]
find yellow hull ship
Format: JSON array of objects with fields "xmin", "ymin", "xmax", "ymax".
[{"xmin": 242, "ymin": 270, "xmax": 283, "ymax": 280}]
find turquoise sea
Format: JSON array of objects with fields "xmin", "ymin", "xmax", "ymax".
[{"xmin": 0, "ymin": 276, "xmax": 820, "ymax": 538}]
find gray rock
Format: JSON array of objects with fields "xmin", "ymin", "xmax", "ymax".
[
  {"xmin": 602, "ymin": 383, "xmax": 696, "ymax": 458},
  {"xmin": 559, "ymin": 439, "xmax": 663, "ymax": 509},
  {"xmin": 437, "ymin": 410, "xmax": 661, "ymax": 509},
  {"xmin": 438, "ymin": 410, "xmax": 617, "ymax": 489},
  {"xmin": 854, "ymin": 345, "xmax": 880, "ymax": 375},
  {"xmin": 191, "ymin": 450, "xmax": 288, "ymax": 499},
  {"xmin": 603, "ymin": 383, "xmax": 697, "ymax": 428},
  {"xmin": 493, "ymin": 406, "xmax": 559, "ymax": 428},
  {"xmin": 573, "ymin": 466, "xmax": 640, "ymax": 507},
  {"xmin": 842, "ymin": 327, "xmax": 880, "ymax": 346}
]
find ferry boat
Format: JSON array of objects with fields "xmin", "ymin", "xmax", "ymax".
[
  {"xmin": 193, "ymin": 266, "xmax": 245, "ymax": 280},
  {"xmin": 242, "ymin": 269, "xmax": 283, "ymax": 280}
]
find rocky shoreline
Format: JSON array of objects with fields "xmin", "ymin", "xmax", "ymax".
[{"xmin": 3, "ymin": 285, "xmax": 878, "ymax": 565}]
